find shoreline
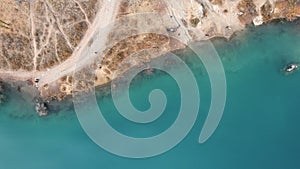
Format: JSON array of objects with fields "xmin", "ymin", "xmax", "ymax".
[
  {"xmin": 0, "ymin": 0, "xmax": 295, "ymax": 82},
  {"xmin": 0, "ymin": 19, "xmax": 299, "ymax": 117},
  {"xmin": 1, "ymin": 0, "xmax": 300, "ymax": 116},
  {"xmin": 0, "ymin": 19, "xmax": 298, "ymax": 93}
]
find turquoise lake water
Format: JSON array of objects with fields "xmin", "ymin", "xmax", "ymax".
[{"xmin": 1, "ymin": 21, "xmax": 300, "ymax": 168}]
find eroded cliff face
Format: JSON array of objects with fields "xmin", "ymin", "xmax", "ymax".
[{"xmin": 1, "ymin": 0, "xmax": 300, "ymax": 101}]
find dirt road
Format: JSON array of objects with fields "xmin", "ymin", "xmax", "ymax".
[{"xmin": 0, "ymin": 0, "xmax": 121, "ymax": 87}]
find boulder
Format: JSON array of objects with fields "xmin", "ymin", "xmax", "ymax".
[{"xmin": 253, "ymin": 15, "xmax": 264, "ymax": 26}]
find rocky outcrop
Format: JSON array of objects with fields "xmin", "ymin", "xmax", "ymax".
[
  {"xmin": 259, "ymin": 0, "xmax": 300, "ymax": 23},
  {"xmin": 237, "ymin": 0, "xmax": 258, "ymax": 24}
]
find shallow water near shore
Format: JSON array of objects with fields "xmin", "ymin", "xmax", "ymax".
[{"xmin": 1, "ymin": 21, "xmax": 300, "ymax": 169}]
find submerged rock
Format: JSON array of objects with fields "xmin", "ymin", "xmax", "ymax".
[
  {"xmin": 34, "ymin": 98, "xmax": 48, "ymax": 117},
  {"xmin": 0, "ymin": 81, "xmax": 6, "ymax": 104},
  {"xmin": 0, "ymin": 94, "xmax": 5, "ymax": 104}
]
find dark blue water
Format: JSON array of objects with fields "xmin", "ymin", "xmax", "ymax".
[{"xmin": 1, "ymin": 22, "xmax": 300, "ymax": 169}]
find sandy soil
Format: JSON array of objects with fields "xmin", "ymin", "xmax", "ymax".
[{"xmin": 164, "ymin": 0, "xmax": 245, "ymax": 41}]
